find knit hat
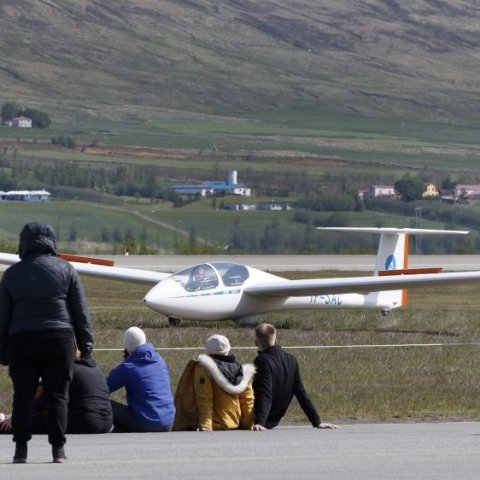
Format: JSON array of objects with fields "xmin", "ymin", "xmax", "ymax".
[
  {"xmin": 205, "ymin": 334, "xmax": 231, "ymax": 356},
  {"xmin": 123, "ymin": 327, "xmax": 146, "ymax": 354}
]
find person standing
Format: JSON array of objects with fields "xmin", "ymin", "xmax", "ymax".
[
  {"xmin": 107, "ymin": 326, "xmax": 175, "ymax": 432},
  {"xmin": 251, "ymin": 323, "xmax": 337, "ymax": 431},
  {"xmin": 0, "ymin": 222, "xmax": 94, "ymax": 463}
]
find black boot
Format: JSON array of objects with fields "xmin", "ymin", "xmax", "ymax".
[
  {"xmin": 52, "ymin": 445, "xmax": 67, "ymax": 463},
  {"xmin": 13, "ymin": 443, "xmax": 27, "ymax": 464}
]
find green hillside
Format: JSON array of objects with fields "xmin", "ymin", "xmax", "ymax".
[{"xmin": 2, "ymin": 0, "xmax": 480, "ymax": 129}]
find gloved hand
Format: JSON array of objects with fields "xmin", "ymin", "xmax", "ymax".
[
  {"xmin": 80, "ymin": 344, "xmax": 93, "ymax": 361},
  {"xmin": 0, "ymin": 344, "xmax": 7, "ymax": 366}
]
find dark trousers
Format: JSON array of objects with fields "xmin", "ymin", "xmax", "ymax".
[
  {"xmin": 67, "ymin": 412, "xmax": 113, "ymax": 434},
  {"xmin": 8, "ymin": 330, "xmax": 75, "ymax": 447},
  {"xmin": 28, "ymin": 412, "xmax": 113, "ymax": 435},
  {"xmin": 111, "ymin": 401, "xmax": 171, "ymax": 433}
]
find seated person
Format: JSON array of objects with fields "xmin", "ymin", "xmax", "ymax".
[
  {"xmin": 0, "ymin": 353, "xmax": 113, "ymax": 435},
  {"xmin": 173, "ymin": 334, "xmax": 255, "ymax": 431},
  {"xmin": 187, "ymin": 265, "xmax": 218, "ymax": 291},
  {"xmin": 251, "ymin": 323, "xmax": 337, "ymax": 431},
  {"xmin": 107, "ymin": 327, "xmax": 175, "ymax": 432},
  {"xmin": 68, "ymin": 354, "xmax": 113, "ymax": 433}
]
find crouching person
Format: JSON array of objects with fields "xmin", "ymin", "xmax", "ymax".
[
  {"xmin": 174, "ymin": 334, "xmax": 255, "ymax": 431},
  {"xmin": 107, "ymin": 327, "xmax": 175, "ymax": 432}
]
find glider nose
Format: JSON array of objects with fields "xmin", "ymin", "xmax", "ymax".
[{"xmin": 143, "ymin": 279, "xmax": 182, "ymax": 315}]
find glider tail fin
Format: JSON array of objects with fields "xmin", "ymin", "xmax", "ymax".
[
  {"xmin": 374, "ymin": 230, "xmax": 410, "ymax": 308},
  {"xmin": 317, "ymin": 227, "xmax": 469, "ymax": 310}
]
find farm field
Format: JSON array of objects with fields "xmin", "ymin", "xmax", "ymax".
[
  {"xmin": 0, "ymin": 199, "xmax": 459, "ymax": 255},
  {"xmin": 5, "ymin": 111, "xmax": 480, "ymax": 176},
  {"xmin": 1, "ymin": 270, "xmax": 478, "ymax": 423},
  {"xmin": 0, "ymin": 200, "xmax": 178, "ymax": 253}
]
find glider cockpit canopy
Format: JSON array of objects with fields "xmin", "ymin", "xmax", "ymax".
[{"xmin": 170, "ymin": 261, "xmax": 250, "ymax": 292}]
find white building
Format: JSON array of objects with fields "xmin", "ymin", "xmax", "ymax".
[
  {"xmin": 0, "ymin": 189, "xmax": 51, "ymax": 201},
  {"xmin": 172, "ymin": 170, "xmax": 251, "ymax": 197},
  {"xmin": 367, "ymin": 185, "xmax": 396, "ymax": 198},
  {"xmin": 454, "ymin": 184, "xmax": 480, "ymax": 200},
  {"xmin": 7, "ymin": 116, "xmax": 32, "ymax": 128}
]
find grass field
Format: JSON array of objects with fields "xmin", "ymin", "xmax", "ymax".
[
  {"xmin": 1, "ymin": 271, "xmax": 479, "ymax": 424},
  {"xmin": 0, "ymin": 199, "xmax": 457, "ymax": 254},
  {"xmin": 0, "ymin": 200, "xmax": 178, "ymax": 253},
  {"xmin": 6, "ymin": 109, "xmax": 480, "ymax": 176}
]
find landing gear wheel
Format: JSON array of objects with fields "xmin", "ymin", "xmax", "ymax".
[{"xmin": 168, "ymin": 317, "xmax": 181, "ymax": 326}]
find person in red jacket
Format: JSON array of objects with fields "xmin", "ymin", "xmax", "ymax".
[{"xmin": 251, "ymin": 323, "xmax": 338, "ymax": 431}]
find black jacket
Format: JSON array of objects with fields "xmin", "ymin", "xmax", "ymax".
[
  {"xmin": 253, "ymin": 345, "xmax": 320, "ymax": 428},
  {"xmin": 0, "ymin": 223, "xmax": 93, "ymax": 364},
  {"xmin": 27, "ymin": 359, "xmax": 113, "ymax": 434},
  {"xmin": 67, "ymin": 359, "xmax": 113, "ymax": 433}
]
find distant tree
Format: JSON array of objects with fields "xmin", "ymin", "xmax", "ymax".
[
  {"xmin": 51, "ymin": 136, "xmax": 75, "ymax": 148},
  {"xmin": 69, "ymin": 223, "xmax": 78, "ymax": 242},
  {"xmin": 441, "ymin": 176, "xmax": 457, "ymax": 191},
  {"xmin": 65, "ymin": 136, "xmax": 75, "ymax": 149},
  {"xmin": 100, "ymin": 226, "xmax": 112, "ymax": 242},
  {"xmin": 112, "ymin": 228, "xmax": 123, "ymax": 243},
  {"xmin": 325, "ymin": 212, "xmax": 351, "ymax": 227},
  {"xmin": 189, "ymin": 226, "xmax": 197, "ymax": 246},
  {"xmin": 394, "ymin": 174, "xmax": 424, "ymax": 202},
  {"xmin": 260, "ymin": 220, "xmax": 282, "ymax": 253},
  {"xmin": 227, "ymin": 219, "xmax": 260, "ymax": 252},
  {"xmin": 455, "ymin": 235, "xmax": 475, "ymax": 254},
  {"xmin": 293, "ymin": 209, "xmax": 312, "ymax": 225},
  {"xmin": 23, "ymin": 108, "xmax": 51, "ymax": 128},
  {"xmin": 299, "ymin": 225, "xmax": 317, "ymax": 253},
  {"xmin": 297, "ymin": 189, "xmax": 357, "ymax": 211},
  {"xmin": 1, "ymin": 102, "xmax": 20, "ymax": 122}
]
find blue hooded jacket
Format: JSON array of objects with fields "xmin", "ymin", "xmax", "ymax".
[{"xmin": 107, "ymin": 343, "xmax": 175, "ymax": 428}]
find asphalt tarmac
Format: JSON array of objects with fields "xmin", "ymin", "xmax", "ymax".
[
  {"xmin": 104, "ymin": 254, "xmax": 480, "ymax": 272},
  {"xmin": 1, "ymin": 254, "xmax": 479, "ymax": 274},
  {"xmin": 1, "ymin": 422, "xmax": 479, "ymax": 479}
]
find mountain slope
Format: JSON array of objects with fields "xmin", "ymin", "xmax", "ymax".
[{"xmin": 2, "ymin": 0, "xmax": 480, "ymax": 125}]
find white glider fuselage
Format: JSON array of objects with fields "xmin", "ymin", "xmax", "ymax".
[{"xmin": 143, "ymin": 262, "xmax": 401, "ymax": 322}]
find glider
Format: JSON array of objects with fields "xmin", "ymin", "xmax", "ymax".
[{"xmin": 0, "ymin": 228, "xmax": 480, "ymax": 325}]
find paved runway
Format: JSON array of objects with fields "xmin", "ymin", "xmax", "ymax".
[
  {"xmin": 1, "ymin": 422, "xmax": 479, "ymax": 479},
  {"xmin": 103, "ymin": 254, "xmax": 480, "ymax": 272},
  {"xmin": 1, "ymin": 254, "xmax": 480, "ymax": 274}
]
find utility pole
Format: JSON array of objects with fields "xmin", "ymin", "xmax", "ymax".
[{"xmin": 414, "ymin": 206, "xmax": 422, "ymax": 253}]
